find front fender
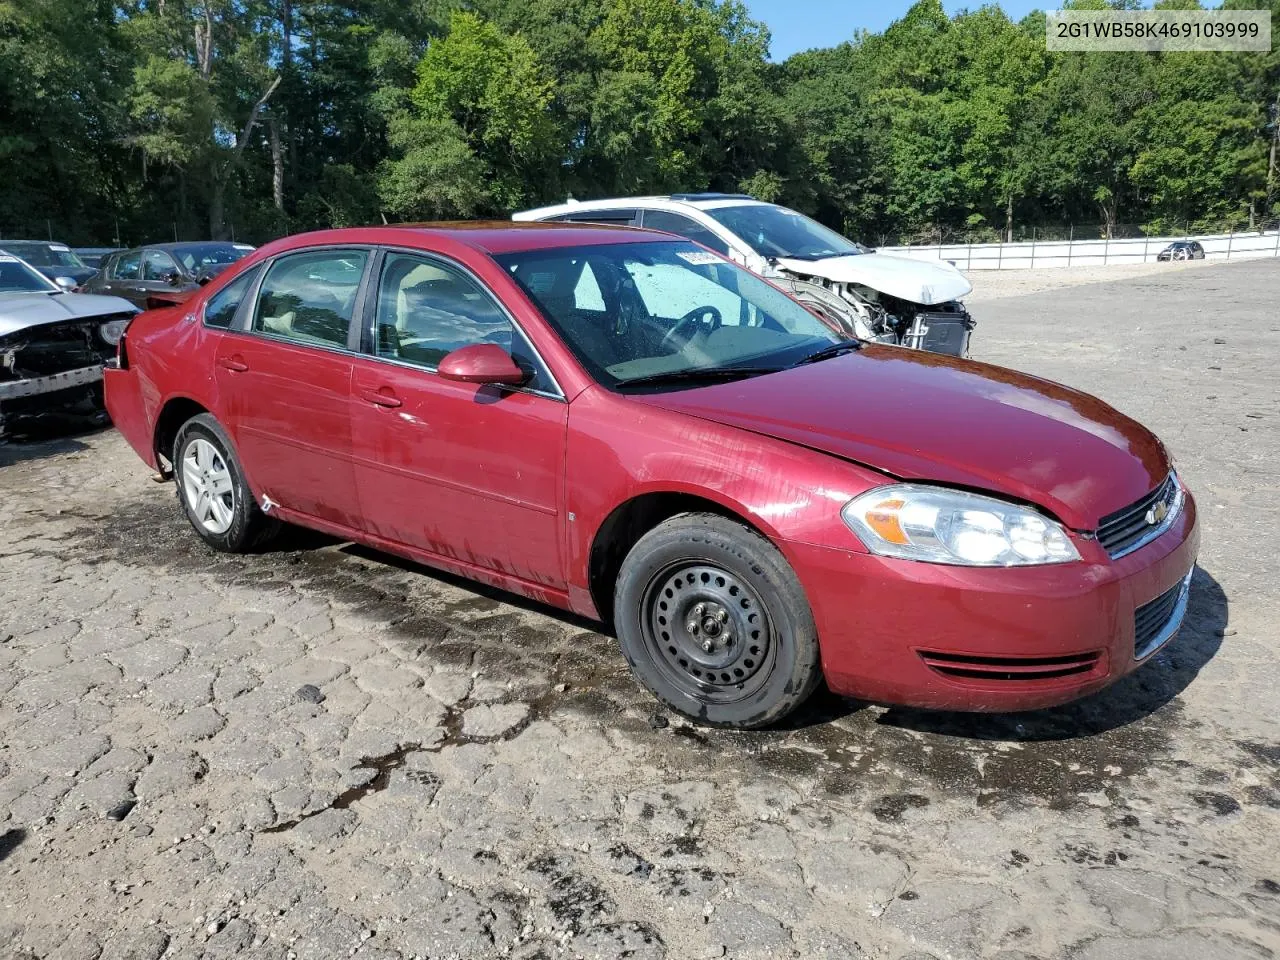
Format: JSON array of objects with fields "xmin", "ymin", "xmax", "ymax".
[{"xmin": 564, "ymin": 386, "xmax": 883, "ymax": 611}]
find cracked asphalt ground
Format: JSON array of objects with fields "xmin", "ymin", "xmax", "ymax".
[{"xmin": 2, "ymin": 259, "xmax": 1278, "ymax": 960}]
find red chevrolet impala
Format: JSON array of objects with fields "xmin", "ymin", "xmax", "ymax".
[{"xmin": 104, "ymin": 224, "xmax": 1199, "ymax": 728}]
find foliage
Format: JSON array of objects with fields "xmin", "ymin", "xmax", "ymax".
[{"xmin": 0, "ymin": 0, "xmax": 1274, "ymax": 245}]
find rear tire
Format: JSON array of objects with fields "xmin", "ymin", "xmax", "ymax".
[
  {"xmin": 173, "ymin": 413, "xmax": 278, "ymax": 552},
  {"xmin": 614, "ymin": 513, "xmax": 822, "ymax": 729}
]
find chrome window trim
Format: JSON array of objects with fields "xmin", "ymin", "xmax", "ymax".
[
  {"xmin": 354, "ymin": 350, "xmax": 565, "ymax": 403},
  {"xmin": 370, "ymin": 245, "xmax": 566, "ymax": 403},
  {"xmin": 1105, "ymin": 474, "xmax": 1184, "ymax": 561},
  {"xmin": 224, "ymin": 328, "xmax": 361, "ymax": 360}
]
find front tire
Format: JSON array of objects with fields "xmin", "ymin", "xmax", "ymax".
[
  {"xmin": 614, "ymin": 513, "xmax": 822, "ymax": 728},
  {"xmin": 173, "ymin": 413, "xmax": 277, "ymax": 552}
]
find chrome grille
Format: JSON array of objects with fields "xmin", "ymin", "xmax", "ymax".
[{"xmin": 1097, "ymin": 474, "xmax": 1180, "ymax": 559}]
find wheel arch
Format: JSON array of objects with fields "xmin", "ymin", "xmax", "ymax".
[
  {"xmin": 152, "ymin": 396, "xmax": 211, "ymax": 476},
  {"xmin": 587, "ymin": 489, "xmax": 778, "ymax": 628}
]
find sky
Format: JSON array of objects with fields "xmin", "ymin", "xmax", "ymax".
[{"xmin": 747, "ymin": 0, "xmax": 1045, "ymax": 60}]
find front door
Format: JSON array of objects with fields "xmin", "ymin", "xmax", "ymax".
[
  {"xmin": 349, "ymin": 250, "xmax": 567, "ymax": 589},
  {"xmin": 212, "ymin": 247, "xmax": 371, "ymax": 529}
]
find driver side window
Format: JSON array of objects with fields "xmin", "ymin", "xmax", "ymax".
[{"xmin": 374, "ymin": 253, "xmax": 556, "ymax": 393}]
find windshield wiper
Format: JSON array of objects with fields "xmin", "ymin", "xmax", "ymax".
[
  {"xmin": 618, "ymin": 365, "xmax": 784, "ymax": 389},
  {"xmin": 793, "ymin": 340, "xmax": 864, "ymax": 366}
]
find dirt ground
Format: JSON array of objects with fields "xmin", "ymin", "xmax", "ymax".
[
  {"xmin": 1, "ymin": 259, "xmax": 1277, "ymax": 960},
  {"xmin": 964, "ymin": 256, "xmax": 1226, "ymax": 301}
]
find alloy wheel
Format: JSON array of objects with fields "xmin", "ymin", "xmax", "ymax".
[{"xmin": 181, "ymin": 437, "xmax": 236, "ymax": 535}]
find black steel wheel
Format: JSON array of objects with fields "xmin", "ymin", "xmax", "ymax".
[
  {"xmin": 643, "ymin": 562, "xmax": 776, "ymax": 702},
  {"xmin": 614, "ymin": 513, "xmax": 822, "ymax": 728}
]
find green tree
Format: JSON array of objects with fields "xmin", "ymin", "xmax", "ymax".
[{"xmin": 378, "ymin": 11, "xmax": 558, "ymax": 216}]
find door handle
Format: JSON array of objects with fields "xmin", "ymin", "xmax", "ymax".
[
  {"xmin": 218, "ymin": 356, "xmax": 249, "ymax": 372},
  {"xmin": 360, "ymin": 388, "xmax": 402, "ymax": 409}
]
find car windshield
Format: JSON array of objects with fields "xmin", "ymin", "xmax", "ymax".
[
  {"xmin": 705, "ymin": 204, "xmax": 862, "ymax": 260},
  {"xmin": 495, "ymin": 240, "xmax": 842, "ymax": 391},
  {"xmin": 0, "ymin": 243, "xmax": 86, "ymax": 269},
  {"xmin": 172, "ymin": 244, "xmax": 251, "ymax": 272},
  {"xmin": 0, "ymin": 255, "xmax": 58, "ymax": 293}
]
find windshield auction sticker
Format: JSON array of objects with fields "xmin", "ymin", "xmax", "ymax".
[
  {"xmin": 1047, "ymin": 10, "xmax": 1270, "ymax": 52},
  {"xmin": 676, "ymin": 250, "xmax": 723, "ymax": 265}
]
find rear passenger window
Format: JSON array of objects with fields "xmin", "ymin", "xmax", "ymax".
[
  {"xmin": 111, "ymin": 251, "xmax": 142, "ymax": 280},
  {"xmin": 203, "ymin": 267, "xmax": 261, "ymax": 329},
  {"xmin": 564, "ymin": 209, "xmax": 639, "ymax": 226},
  {"xmin": 641, "ymin": 211, "xmax": 730, "ymax": 256},
  {"xmin": 252, "ymin": 250, "xmax": 367, "ymax": 348}
]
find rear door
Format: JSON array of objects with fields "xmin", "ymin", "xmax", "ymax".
[
  {"xmin": 212, "ymin": 247, "xmax": 371, "ymax": 529},
  {"xmin": 105, "ymin": 249, "xmax": 144, "ymax": 305}
]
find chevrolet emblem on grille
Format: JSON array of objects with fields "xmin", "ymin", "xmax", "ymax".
[{"xmin": 1146, "ymin": 498, "xmax": 1169, "ymax": 526}]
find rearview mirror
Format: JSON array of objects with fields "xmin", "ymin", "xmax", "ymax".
[{"xmin": 437, "ymin": 343, "xmax": 528, "ymax": 386}]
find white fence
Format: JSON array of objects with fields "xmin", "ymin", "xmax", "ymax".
[{"xmin": 880, "ymin": 228, "xmax": 1280, "ymax": 270}]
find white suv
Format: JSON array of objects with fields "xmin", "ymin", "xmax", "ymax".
[{"xmin": 514, "ymin": 194, "xmax": 975, "ymax": 356}]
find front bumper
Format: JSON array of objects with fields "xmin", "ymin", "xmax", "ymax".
[
  {"xmin": 788, "ymin": 489, "xmax": 1200, "ymax": 712},
  {"xmin": 0, "ymin": 364, "xmax": 104, "ymax": 401}
]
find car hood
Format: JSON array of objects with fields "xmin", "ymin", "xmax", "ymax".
[
  {"xmin": 630, "ymin": 347, "xmax": 1168, "ymax": 530},
  {"xmin": 775, "ymin": 253, "xmax": 972, "ymax": 305},
  {"xmin": 0, "ymin": 291, "xmax": 137, "ymax": 337}
]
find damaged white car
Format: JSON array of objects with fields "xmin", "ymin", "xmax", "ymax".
[
  {"xmin": 514, "ymin": 194, "xmax": 975, "ymax": 356},
  {"xmin": 0, "ymin": 254, "xmax": 136, "ymax": 439}
]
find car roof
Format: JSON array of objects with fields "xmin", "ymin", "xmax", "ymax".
[
  {"xmin": 514, "ymin": 195, "xmax": 773, "ymax": 221},
  {"xmin": 251, "ymin": 221, "xmax": 676, "ymax": 258},
  {"xmin": 149, "ymin": 241, "xmax": 254, "ymax": 252},
  {"xmin": 0, "ymin": 240, "xmax": 61, "ymax": 248}
]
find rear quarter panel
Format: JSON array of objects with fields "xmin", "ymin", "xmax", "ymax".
[{"xmin": 107, "ymin": 304, "xmax": 222, "ymax": 464}]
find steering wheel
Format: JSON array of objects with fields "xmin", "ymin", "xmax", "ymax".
[{"xmin": 660, "ymin": 305, "xmax": 724, "ymax": 352}]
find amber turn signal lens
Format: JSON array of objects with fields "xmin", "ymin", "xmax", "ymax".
[{"xmin": 862, "ymin": 498, "xmax": 908, "ymax": 544}]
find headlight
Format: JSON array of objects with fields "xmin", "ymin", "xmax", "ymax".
[
  {"xmin": 98, "ymin": 319, "xmax": 129, "ymax": 345},
  {"xmin": 842, "ymin": 484, "xmax": 1080, "ymax": 566}
]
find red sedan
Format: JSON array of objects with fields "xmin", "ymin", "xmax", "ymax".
[{"xmin": 104, "ymin": 224, "xmax": 1199, "ymax": 728}]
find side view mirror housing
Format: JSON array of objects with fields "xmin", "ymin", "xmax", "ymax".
[
  {"xmin": 53, "ymin": 276, "xmax": 77, "ymax": 291},
  {"xmin": 165, "ymin": 271, "xmax": 183, "ymax": 286},
  {"xmin": 437, "ymin": 343, "xmax": 528, "ymax": 386}
]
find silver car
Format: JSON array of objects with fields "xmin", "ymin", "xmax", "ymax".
[{"xmin": 0, "ymin": 253, "xmax": 137, "ymax": 439}]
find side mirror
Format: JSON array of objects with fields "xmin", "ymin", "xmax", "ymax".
[
  {"xmin": 437, "ymin": 343, "xmax": 528, "ymax": 386},
  {"xmin": 165, "ymin": 271, "xmax": 183, "ymax": 286},
  {"xmin": 53, "ymin": 276, "xmax": 77, "ymax": 291}
]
